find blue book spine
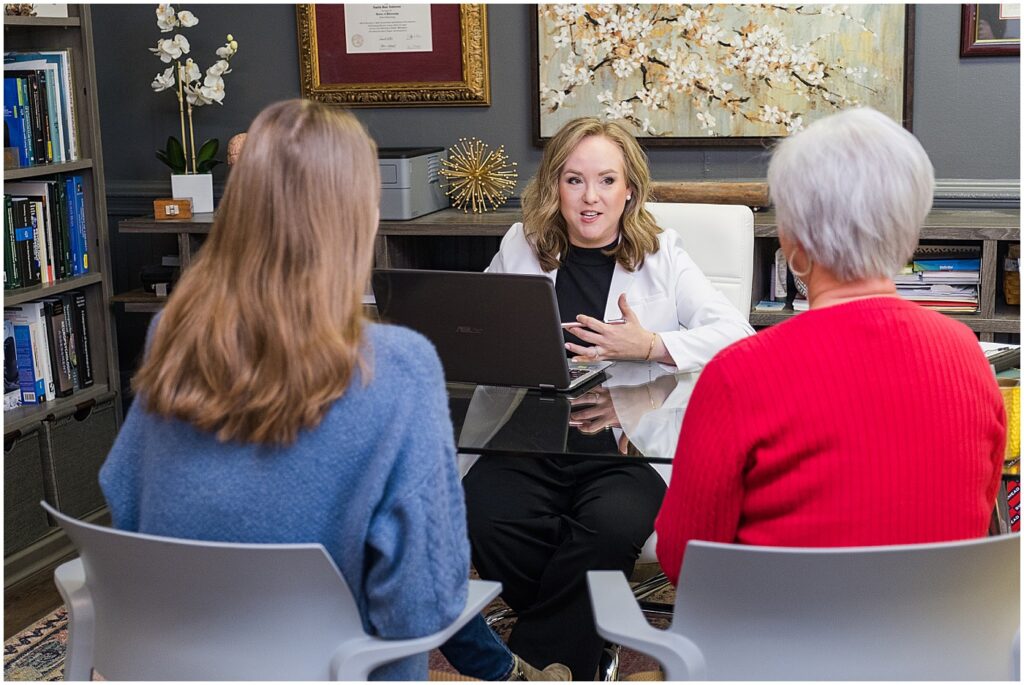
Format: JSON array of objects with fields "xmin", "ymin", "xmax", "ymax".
[
  {"xmin": 71, "ymin": 175, "xmax": 87, "ymax": 273},
  {"xmin": 17, "ymin": 78, "xmax": 34, "ymax": 165},
  {"xmin": 64, "ymin": 176, "xmax": 79, "ymax": 275},
  {"xmin": 11, "ymin": 321, "xmax": 43, "ymax": 404},
  {"xmin": 3, "ymin": 77, "xmax": 29, "ymax": 166},
  {"xmin": 913, "ymin": 259, "xmax": 981, "ymax": 272}
]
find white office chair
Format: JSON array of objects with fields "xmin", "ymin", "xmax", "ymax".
[
  {"xmin": 584, "ymin": 203, "xmax": 754, "ymax": 678},
  {"xmin": 645, "ymin": 202, "xmax": 754, "ymax": 317},
  {"xmin": 42, "ymin": 501, "xmax": 501, "ymax": 681},
  {"xmin": 589, "ymin": 535, "xmax": 1021, "ymax": 680},
  {"xmin": 632, "ymin": 202, "xmax": 754, "ymax": 578}
]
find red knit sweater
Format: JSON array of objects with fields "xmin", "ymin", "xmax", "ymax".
[{"xmin": 655, "ymin": 297, "xmax": 1006, "ymax": 585}]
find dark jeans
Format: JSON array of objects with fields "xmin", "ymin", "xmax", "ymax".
[
  {"xmin": 462, "ymin": 456, "xmax": 666, "ymax": 680},
  {"xmin": 440, "ymin": 613, "xmax": 515, "ymax": 680}
]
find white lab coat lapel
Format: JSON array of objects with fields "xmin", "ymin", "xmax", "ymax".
[{"xmin": 604, "ymin": 257, "xmax": 635, "ymax": 321}]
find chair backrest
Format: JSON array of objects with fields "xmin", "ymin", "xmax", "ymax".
[
  {"xmin": 45, "ymin": 503, "xmax": 367, "ymax": 680},
  {"xmin": 672, "ymin": 535, "xmax": 1021, "ymax": 680},
  {"xmin": 645, "ymin": 202, "xmax": 754, "ymax": 318}
]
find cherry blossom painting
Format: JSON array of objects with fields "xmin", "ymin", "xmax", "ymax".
[{"xmin": 533, "ymin": 4, "xmax": 913, "ymax": 145}]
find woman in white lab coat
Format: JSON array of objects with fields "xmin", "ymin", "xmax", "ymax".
[{"xmin": 461, "ymin": 117, "xmax": 753, "ymax": 678}]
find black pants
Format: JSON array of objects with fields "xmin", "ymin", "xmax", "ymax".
[{"xmin": 463, "ymin": 456, "xmax": 666, "ymax": 680}]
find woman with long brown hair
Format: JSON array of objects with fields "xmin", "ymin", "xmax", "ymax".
[{"xmin": 99, "ymin": 99, "xmax": 470, "ymax": 681}]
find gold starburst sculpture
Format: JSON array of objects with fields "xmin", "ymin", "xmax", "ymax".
[{"xmin": 440, "ymin": 137, "xmax": 518, "ymax": 213}]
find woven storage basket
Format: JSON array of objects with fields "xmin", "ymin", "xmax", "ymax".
[
  {"xmin": 40, "ymin": 392, "xmax": 118, "ymax": 518},
  {"xmin": 4, "ymin": 424, "xmax": 52, "ymax": 554}
]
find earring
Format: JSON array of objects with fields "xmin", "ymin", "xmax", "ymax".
[
  {"xmin": 626, "ymin": 195, "xmax": 632, "ymax": 201},
  {"xmin": 786, "ymin": 250, "xmax": 813, "ymax": 279}
]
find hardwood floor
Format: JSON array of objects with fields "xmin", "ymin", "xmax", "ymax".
[{"xmin": 4, "ymin": 555, "xmax": 73, "ymax": 639}]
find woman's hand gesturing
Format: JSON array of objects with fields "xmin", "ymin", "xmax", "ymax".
[{"xmin": 564, "ymin": 293, "xmax": 659, "ymax": 362}]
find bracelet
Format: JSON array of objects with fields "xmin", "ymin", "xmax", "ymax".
[{"xmin": 644, "ymin": 333, "xmax": 658, "ymax": 361}]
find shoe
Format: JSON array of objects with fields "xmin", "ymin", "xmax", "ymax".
[{"xmin": 507, "ymin": 654, "xmax": 572, "ymax": 681}]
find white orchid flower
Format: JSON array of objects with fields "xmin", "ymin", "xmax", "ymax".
[
  {"xmin": 199, "ymin": 80, "xmax": 225, "ymax": 104},
  {"xmin": 150, "ymin": 37, "xmax": 182, "ymax": 63},
  {"xmin": 177, "ymin": 10, "xmax": 198, "ymax": 27},
  {"xmin": 156, "ymin": 4, "xmax": 177, "ymax": 32},
  {"xmin": 182, "ymin": 59, "xmax": 201, "ymax": 83},
  {"xmin": 215, "ymin": 45, "xmax": 233, "ymax": 59},
  {"xmin": 172, "ymin": 33, "xmax": 190, "ymax": 56},
  {"xmin": 150, "ymin": 66, "xmax": 176, "ymax": 92},
  {"xmin": 184, "ymin": 84, "xmax": 213, "ymax": 106},
  {"xmin": 206, "ymin": 59, "xmax": 231, "ymax": 79}
]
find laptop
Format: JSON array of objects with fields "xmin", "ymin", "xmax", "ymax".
[{"xmin": 371, "ymin": 269, "xmax": 611, "ymax": 391}]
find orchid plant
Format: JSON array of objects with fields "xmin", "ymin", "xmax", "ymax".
[{"xmin": 149, "ymin": 4, "xmax": 238, "ymax": 174}]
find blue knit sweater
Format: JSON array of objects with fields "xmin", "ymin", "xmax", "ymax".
[{"xmin": 99, "ymin": 323, "xmax": 470, "ymax": 680}]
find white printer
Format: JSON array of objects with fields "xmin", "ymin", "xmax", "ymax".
[{"xmin": 378, "ymin": 147, "xmax": 448, "ymax": 220}]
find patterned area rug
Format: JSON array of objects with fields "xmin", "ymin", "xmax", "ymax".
[
  {"xmin": 5, "ymin": 592, "xmax": 671, "ymax": 681},
  {"xmin": 4, "ymin": 608, "xmax": 68, "ymax": 681}
]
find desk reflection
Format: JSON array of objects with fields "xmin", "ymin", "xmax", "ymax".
[{"xmin": 449, "ymin": 362, "xmax": 701, "ymax": 476}]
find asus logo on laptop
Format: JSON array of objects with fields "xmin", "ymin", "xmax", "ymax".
[{"xmin": 456, "ymin": 326, "xmax": 484, "ymax": 334}]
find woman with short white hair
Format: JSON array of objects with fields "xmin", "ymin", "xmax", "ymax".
[{"xmin": 655, "ymin": 107, "xmax": 1006, "ymax": 585}]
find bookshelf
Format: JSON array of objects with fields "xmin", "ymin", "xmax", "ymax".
[
  {"xmin": 4, "ymin": 5, "xmax": 122, "ymax": 611},
  {"xmin": 748, "ymin": 208, "xmax": 1021, "ymax": 340},
  {"xmin": 115, "ymin": 206, "xmax": 1020, "ymax": 340}
]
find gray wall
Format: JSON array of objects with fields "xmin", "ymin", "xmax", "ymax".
[{"xmin": 93, "ymin": 3, "xmax": 1020, "ymax": 189}]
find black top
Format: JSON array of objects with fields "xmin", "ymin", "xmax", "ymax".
[{"xmin": 556, "ymin": 239, "xmax": 617, "ymax": 352}]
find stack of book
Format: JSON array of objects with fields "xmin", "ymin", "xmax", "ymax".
[
  {"xmin": 3, "ymin": 49, "xmax": 80, "ymax": 167},
  {"xmin": 894, "ymin": 246, "xmax": 980, "ymax": 313},
  {"xmin": 4, "ymin": 292, "xmax": 93, "ymax": 411},
  {"xmin": 4, "ymin": 173, "xmax": 89, "ymax": 289}
]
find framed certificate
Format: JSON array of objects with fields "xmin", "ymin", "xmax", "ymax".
[
  {"xmin": 297, "ymin": 4, "xmax": 490, "ymax": 107},
  {"xmin": 961, "ymin": 4, "xmax": 1021, "ymax": 57}
]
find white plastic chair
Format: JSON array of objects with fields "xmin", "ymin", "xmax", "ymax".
[
  {"xmin": 42, "ymin": 501, "xmax": 500, "ymax": 681},
  {"xmin": 589, "ymin": 535, "xmax": 1021, "ymax": 680}
]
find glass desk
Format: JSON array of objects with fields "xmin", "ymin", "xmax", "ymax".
[{"xmin": 447, "ymin": 361, "xmax": 700, "ymax": 467}]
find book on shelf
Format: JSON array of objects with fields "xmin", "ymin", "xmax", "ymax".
[
  {"xmin": 4, "ymin": 173, "xmax": 89, "ymax": 291},
  {"xmin": 4, "ymin": 310, "xmax": 43, "ymax": 405},
  {"xmin": 41, "ymin": 297, "xmax": 74, "ymax": 397},
  {"xmin": 912, "ymin": 245, "xmax": 982, "ymax": 261},
  {"xmin": 3, "ymin": 318, "xmax": 21, "ymax": 410},
  {"xmin": 3, "ymin": 76, "xmax": 30, "ymax": 167},
  {"xmin": 913, "ymin": 258, "xmax": 981, "ymax": 272},
  {"xmin": 3, "ymin": 49, "xmax": 79, "ymax": 166},
  {"xmin": 63, "ymin": 289, "xmax": 92, "ymax": 388},
  {"xmin": 4, "ymin": 302, "xmax": 53, "ymax": 402},
  {"xmin": 3, "ymin": 290, "xmax": 94, "ymax": 410},
  {"xmin": 754, "ymin": 300, "xmax": 785, "ymax": 313},
  {"xmin": 895, "ymin": 245, "xmax": 983, "ymax": 313}
]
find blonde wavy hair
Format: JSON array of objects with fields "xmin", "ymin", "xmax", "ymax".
[
  {"xmin": 133, "ymin": 99, "xmax": 380, "ymax": 445},
  {"xmin": 522, "ymin": 117, "xmax": 661, "ymax": 272}
]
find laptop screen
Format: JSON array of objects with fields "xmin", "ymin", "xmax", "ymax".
[{"xmin": 372, "ymin": 269, "xmax": 603, "ymax": 390}]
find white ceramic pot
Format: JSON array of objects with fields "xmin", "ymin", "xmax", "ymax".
[{"xmin": 170, "ymin": 173, "xmax": 214, "ymax": 214}]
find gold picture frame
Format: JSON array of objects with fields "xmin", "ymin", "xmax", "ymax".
[{"xmin": 296, "ymin": 4, "xmax": 490, "ymax": 107}]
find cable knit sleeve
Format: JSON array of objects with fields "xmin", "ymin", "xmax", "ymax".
[
  {"xmin": 363, "ymin": 351, "xmax": 470, "ymax": 639},
  {"xmin": 655, "ymin": 355, "xmax": 747, "ymax": 584},
  {"xmin": 98, "ymin": 403, "xmax": 146, "ymax": 532}
]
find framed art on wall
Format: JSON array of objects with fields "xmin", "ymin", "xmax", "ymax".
[
  {"xmin": 960, "ymin": 4, "xmax": 1021, "ymax": 57},
  {"xmin": 531, "ymin": 4, "xmax": 915, "ymax": 146},
  {"xmin": 297, "ymin": 4, "xmax": 490, "ymax": 107}
]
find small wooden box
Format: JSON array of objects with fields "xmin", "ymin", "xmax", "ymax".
[{"xmin": 154, "ymin": 198, "xmax": 193, "ymax": 220}]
